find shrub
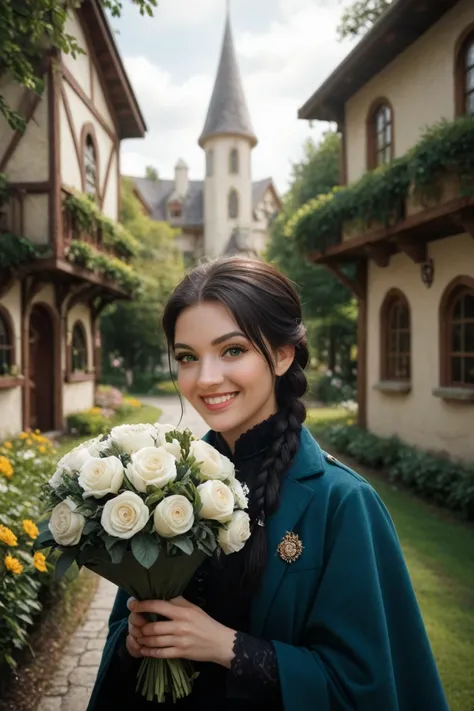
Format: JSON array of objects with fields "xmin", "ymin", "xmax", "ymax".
[
  {"xmin": 308, "ymin": 371, "xmax": 356, "ymax": 405},
  {"xmin": 66, "ymin": 408, "xmax": 111, "ymax": 436},
  {"xmin": 324, "ymin": 425, "xmax": 474, "ymax": 520},
  {"xmin": 95, "ymin": 385, "xmax": 123, "ymax": 410},
  {"xmin": 0, "ymin": 432, "xmax": 58, "ymax": 669}
]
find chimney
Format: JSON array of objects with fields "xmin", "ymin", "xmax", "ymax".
[{"xmin": 174, "ymin": 158, "xmax": 189, "ymax": 198}]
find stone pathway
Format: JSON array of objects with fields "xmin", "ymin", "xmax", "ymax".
[{"xmin": 38, "ymin": 396, "xmax": 206, "ymax": 711}]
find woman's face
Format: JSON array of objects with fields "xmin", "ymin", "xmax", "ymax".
[{"xmin": 173, "ymin": 301, "xmax": 292, "ymax": 449}]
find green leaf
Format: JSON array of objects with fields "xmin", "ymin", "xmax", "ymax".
[
  {"xmin": 54, "ymin": 549, "xmax": 78, "ymax": 580},
  {"xmin": 168, "ymin": 536, "xmax": 194, "ymax": 556},
  {"xmin": 33, "ymin": 528, "xmax": 55, "ymax": 550},
  {"xmin": 131, "ymin": 534, "xmax": 160, "ymax": 569},
  {"xmin": 108, "ymin": 540, "xmax": 128, "ymax": 564}
]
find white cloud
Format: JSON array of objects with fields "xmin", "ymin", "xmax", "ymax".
[{"xmin": 120, "ymin": 0, "xmax": 354, "ymax": 192}]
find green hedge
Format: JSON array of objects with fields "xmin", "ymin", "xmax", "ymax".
[
  {"xmin": 325, "ymin": 425, "xmax": 474, "ymax": 520},
  {"xmin": 288, "ymin": 115, "xmax": 474, "ymax": 252}
]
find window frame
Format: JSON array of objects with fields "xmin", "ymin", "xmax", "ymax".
[
  {"xmin": 439, "ymin": 276, "xmax": 474, "ymax": 389},
  {"xmin": 66, "ymin": 320, "xmax": 94, "ymax": 383},
  {"xmin": 366, "ymin": 98, "xmax": 394, "ymax": 170},
  {"xmin": 228, "ymin": 188, "xmax": 239, "ymax": 219},
  {"xmin": 455, "ymin": 25, "xmax": 474, "ymax": 116},
  {"xmin": 0, "ymin": 306, "xmax": 15, "ymax": 377},
  {"xmin": 80, "ymin": 123, "xmax": 100, "ymax": 201},
  {"xmin": 380, "ymin": 289, "xmax": 411, "ymax": 383}
]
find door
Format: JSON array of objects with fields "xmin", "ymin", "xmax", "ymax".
[{"xmin": 28, "ymin": 305, "xmax": 54, "ymax": 432}]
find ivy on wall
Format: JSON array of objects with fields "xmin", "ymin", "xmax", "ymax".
[
  {"xmin": 287, "ymin": 115, "xmax": 474, "ymax": 253},
  {"xmin": 0, "ymin": 233, "xmax": 39, "ymax": 270},
  {"xmin": 63, "ymin": 191, "xmax": 139, "ymax": 260},
  {"xmin": 65, "ymin": 240, "xmax": 141, "ymax": 296}
]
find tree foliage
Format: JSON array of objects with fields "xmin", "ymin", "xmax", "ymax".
[
  {"xmin": 0, "ymin": 0, "xmax": 157, "ymax": 130},
  {"xmin": 266, "ymin": 132, "xmax": 356, "ymax": 372},
  {"xmin": 100, "ymin": 178, "xmax": 184, "ymax": 389},
  {"xmin": 337, "ymin": 0, "xmax": 392, "ymax": 40}
]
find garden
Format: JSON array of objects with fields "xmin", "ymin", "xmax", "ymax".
[{"xmin": 0, "ymin": 388, "xmax": 161, "ymax": 710}]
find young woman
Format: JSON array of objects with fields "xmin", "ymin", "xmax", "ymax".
[{"xmin": 88, "ymin": 257, "xmax": 449, "ymax": 711}]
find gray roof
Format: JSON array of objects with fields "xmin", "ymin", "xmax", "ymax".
[
  {"xmin": 198, "ymin": 11, "xmax": 257, "ymax": 148},
  {"xmin": 133, "ymin": 176, "xmax": 275, "ymax": 228}
]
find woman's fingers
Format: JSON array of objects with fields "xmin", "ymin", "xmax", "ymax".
[
  {"xmin": 126, "ymin": 634, "xmax": 143, "ymax": 659},
  {"xmin": 139, "ymin": 634, "xmax": 176, "ymax": 649},
  {"xmin": 129, "ymin": 611, "xmax": 147, "ymax": 628},
  {"xmin": 140, "ymin": 620, "xmax": 178, "ymax": 637},
  {"xmin": 141, "ymin": 646, "xmax": 182, "ymax": 659},
  {"xmin": 130, "ymin": 599, "xmax": 189, "ymax": 619}
]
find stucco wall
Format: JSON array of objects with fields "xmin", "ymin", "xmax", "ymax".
[
  {"xmin": 366, "ymin": 232, "xmax": 474, "ymax": 461},
  {"xmin": 63, "ymin": 380, "xmax": 95, "ymax": 416},
  {"xmin": 203, "ymin": 136, "xmax": 253, "ymax": 257},
  {"xmin": 0, "ymin": 282, "xmax": 23, "ymax": 439},
  {"xmin": 345, "ymin": 0, "xmax": 474, "ymax": 183},
  {"xmin": 0, "ymin": 78, "xmax": 49, "ymax": 183},
  {"xmin": 23, "ymin": 195, "xmax": 50, "ymax": 245}
]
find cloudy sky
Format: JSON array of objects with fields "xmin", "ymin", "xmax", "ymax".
[{"xmin": 114, "ymin": 0, "xmax": 356, "ymax": 193}]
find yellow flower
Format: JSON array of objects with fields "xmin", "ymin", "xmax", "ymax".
[
  {"xmin": 33, "ymin": 551, "xmax": 47, "ymax": 573},
  {"xmin": 35, "ymin": 429, "xmax": 41, "ymax": 435},
  {"xmin": 38, "ymin": 445, "xmax": 46, "ymax": 454},
  {"xmin": 3, "ymin": 441, "xmax": 12, "ymax": 449},
  {"xmin": 26, "ymin": 439, "xmax": 33, "ymax": 446},
  {"xmin": 5, "ymin": 555, "xmax": 23, "ymax": 575},
  {"xmin": 23, "ymin": 520, "xmax": 39, "ymax": 540},
  {"xmin": 0, "ymin": 525, "xmax": 18, "ymax": 547},
  {"xmin": 0, "ymin": 456, "xmax": 13, "ymax": 479},
  {"xmin": 19, "ymin": 432, "xmax": 29, "ymax": 440}
]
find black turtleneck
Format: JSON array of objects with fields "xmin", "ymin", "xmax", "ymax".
[{"xmin": 120, "ymin": 415, "xmax": 284, "ymax": 711}]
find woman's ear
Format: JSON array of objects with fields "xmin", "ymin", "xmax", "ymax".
[{"xmin": 274, "ymin": 345, "xmax": 295, "ymax": 377}]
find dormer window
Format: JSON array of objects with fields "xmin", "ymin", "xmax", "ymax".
[
  {"xmin": 169, "ymin": 202, "xmax": 182, "ymax": 219},
  {"xmin": 229, "ymin": 148, "xmax": 239, "ymax": 174},
  {"xmin": 367, "ymin": 100, "xmax": 393, "ymax": 169}
]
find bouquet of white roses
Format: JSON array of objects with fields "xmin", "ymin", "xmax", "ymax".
[{"xmin": 34, "ymin": 423, "xmax": 251, "ymax": 703}]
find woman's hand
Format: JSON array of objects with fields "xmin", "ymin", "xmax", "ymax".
[
  {"xmin": 128, "ymin": 596, "xmax": 236, "ymax": 668},
  {"xmin": 125, "ymin": 598, "xmax": 147, "ymax": 659}
]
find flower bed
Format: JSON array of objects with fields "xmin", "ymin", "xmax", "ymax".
[
  {"xmin": 0, "ymin": 432, "xmax": 58, "ymax": 669},
  {"xmin": 66, "ymin": 391, "xmax": 143, "ymax": 436}
]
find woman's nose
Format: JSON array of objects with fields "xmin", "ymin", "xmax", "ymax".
[{"xmin": 196, "ymin": 359, "xmax": 224, "ymax": 389}]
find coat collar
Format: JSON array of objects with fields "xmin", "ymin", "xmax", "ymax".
[{"xmin": 203, "ymin": 425, "xmax": 325, "ymax": 636}]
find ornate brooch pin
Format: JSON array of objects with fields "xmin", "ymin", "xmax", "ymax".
[{"xmin": 277, "ymin": 531, "xmax": 303, "ymax": 564}]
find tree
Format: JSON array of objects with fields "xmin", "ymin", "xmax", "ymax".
[
  {"xmin": 100, "ymin": 178, "xmax": 184, "ymax": 390},
  {"xmin": 0, "ymin": 0, "xmax": 157, "ymax": 130},
  {"xmin": 145, "ymin": 165, "xmax": 159, "ymax": 182},
  {"xmin": 337, "ymin": 0, "xmax": 392, "ymax": 40},
  {"xmin": 266, "ymin": 132, "xmax": 357, "ymax": 374}
]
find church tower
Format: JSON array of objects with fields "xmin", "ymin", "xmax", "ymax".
[{"xmin": 199, "ymin": 6, "xmax": 257, "ymax": 257}]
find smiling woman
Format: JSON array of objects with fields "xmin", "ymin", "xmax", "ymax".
[{"xmin": 88, "ymin": 257, "xmax": 450, "ymax": 711}]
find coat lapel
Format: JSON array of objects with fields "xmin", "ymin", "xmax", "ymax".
[{"xmin": 250, "ymin": 429, "xmax": 325, "ymax": 636}]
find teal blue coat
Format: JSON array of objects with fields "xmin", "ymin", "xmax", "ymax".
[{"xmin": 87, "ymin": 428, "xmax": 449, "ymax": 710}]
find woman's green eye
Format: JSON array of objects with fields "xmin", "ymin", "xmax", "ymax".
[
  {"xmin": 176, "ymin": 354, "xmax": 196, "ymax": 363},
  {"xmin": 226, "ymin": 346, "xmax": 245, "ymax": 357}
]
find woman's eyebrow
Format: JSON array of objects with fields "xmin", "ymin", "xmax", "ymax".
[{"xmin": 174, "ymin": 331, "xmax": 246, "ymax": 351}]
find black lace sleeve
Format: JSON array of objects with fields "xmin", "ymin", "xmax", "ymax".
[{"xmin": 230, "ymin": 632, "xmax": 280, "ymax": 687}]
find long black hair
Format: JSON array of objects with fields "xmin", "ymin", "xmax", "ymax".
[{"xmin": 162, "ymin": 257, "xmax": 309, "ymax": 593}]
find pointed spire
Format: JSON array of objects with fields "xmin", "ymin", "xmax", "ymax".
[{"xmin": 199, "ymin": 6, "xmax": 257, "ymax": 148}]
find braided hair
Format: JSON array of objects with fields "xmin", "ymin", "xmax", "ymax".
[{"xmin": 162, "ymin": 257, "xmax": 309, "ymax": 593}]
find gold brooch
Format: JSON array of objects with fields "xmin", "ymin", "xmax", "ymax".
[{"xmin": 277, "ymin": 531, "xmax": 303, "ymax": 564}]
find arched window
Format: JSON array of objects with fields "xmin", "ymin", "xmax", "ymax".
[
  {"xmin": 0, "ymin": 309, "xmax": 14, "ymax": 377},
  {"xmin": 206, "ymin": 150, "xmax": 214, "ymax": 177},
  {"xmin": 71, "ymin": 322, "xmax": 88, "ymax": 372},
  {"xmin": 367, "ymin": 100, "xmax": 393, "ymax": 169},
  {"xmin": 229, "ymin": 148, "xmax": 239, "ymax": 174},
  {"xmin": 440, "ymin": 277, "xmax": 474, "ymax": 387},
  {"xmin": 228, "ymin": 189, "xmax": 239, "ymax": 219},
  {"xmin": 84, "ymin": 133, "xmax": 97, "ymax": 197},
  {"xmin": 455, "ymin": 28, "xmax": 474, "ymax": 115},
  {"xmin": 381, "ymin": 290, "xmax": 411, "ymax": 381}
]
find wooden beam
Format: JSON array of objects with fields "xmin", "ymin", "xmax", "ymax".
[
  {"xmin": 0, "ymin": 92, "xmax": 43, "ymax": 172},
  {"xmin": 0, "ymin": 272, "xmax": 15, "ymax": 299},
  {"xmin": 356, "ymin": 261, "xmax": 368, "ymax": 430},
  {"xmin": 101, "ymin": 143, "xmax": 116, "ymax": 210},
  {"xmin": 396, "ymin": 235, "xmax": 427, "ymax": 263},
  {"xmin": 9, "ymin": 181, "xmax": 51, "ymax": 193},
  {"xmin": 365, "ymin": 242, "xmax": 391, "ymax": 267},
  {"xmin": 452, "ymin": 207, "xmax": 474, "ymax": 237},
  {"xmin": 60, "ymin": 81, "xmax": 82, "ymax": 171},
  {"xmin": 325, "ymin": 263, "xmax": 365, "ymax": 300},
  {"xmin": 61, "ymin": 63, "xmax": 116, "ymax": 142}
]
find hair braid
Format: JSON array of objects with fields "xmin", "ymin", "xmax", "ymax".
[{"xmin": 242, "ymin": 347, "xmax": 309, "ymax": 593}]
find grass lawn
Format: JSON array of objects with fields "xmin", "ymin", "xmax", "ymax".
[
  {"xmin": 55, "ymin": 404, "xmax": 162, "ymax": 458},
  {"xmin": 306, "ymin": 408, "xmax": 474, "ymax": 711}
]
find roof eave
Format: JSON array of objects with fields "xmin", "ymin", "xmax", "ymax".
[{"xmin": 198, "ymin": 130, "xmax": 258, "ymax": 149}]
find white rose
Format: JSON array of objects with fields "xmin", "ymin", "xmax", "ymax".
[
  {"xmin": 48, "ymin": 498, "xmax": 86, "ymax": 546},
  {"xmin": 229, "ymin": 479, "xmax": 248, "ymax": 510},
  {"xmin": 190, "ymin": 440, "xmax": 235, "ymax": 481},
  {"xmin": 101, "ymin": 491, "xmax": 149, "ymax": 539},
  {"xmin": 128, "ymin": 447, "xmax": 177, "ymax": 492},
  {"xmin": 197, "ymin": 480, "xmax": 234, "ymax": 522},
  {"xmin": 154, "ymin": 423, "xmax": 176, "ymax": 444},
  {"xmin": 78, "ymin": 456, "xmax": 124, "ymax": 499},
  {"xmin": 110, "ymin": 423, "xmax": 157, "ymax": 454},
  {"xmin": 161, "ymin": 438, "xmax": 182, "ymax": 461},
  {"xmin": 154, "ymin": 495, "xmax": 194, "ymax": 538},
  {"xmin": 49, "ymin": 443, "xmax": 93, "ymax": 490},
  {"xmin": 218, "ymin": 510, "xmax": 251, "ymax": 555},
  {"xmin": 86, "ymin": 436, "xmax": 110, "ymax": 457}
]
